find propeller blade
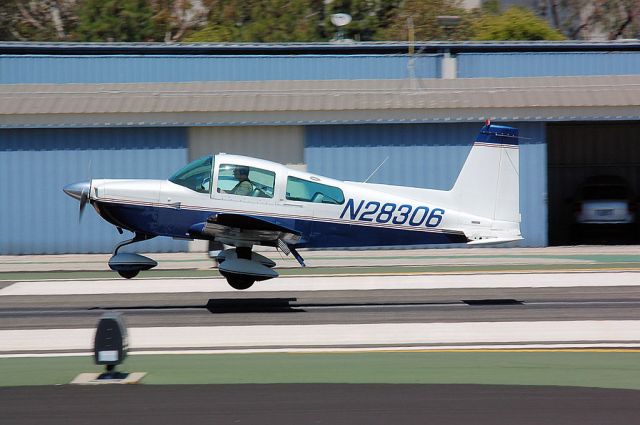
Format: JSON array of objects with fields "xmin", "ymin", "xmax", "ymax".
[
  {"xmin": 79, "ymin": 184, "xmax": 89, "ymax": 220},
  {"xmin": 63, "ymin": 181, "xmax": 91, "ymax": 221}
]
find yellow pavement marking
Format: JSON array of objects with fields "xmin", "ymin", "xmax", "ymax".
[{"xmin": 375, "ymin": 348, "xmax": 640, "ymax": 353}]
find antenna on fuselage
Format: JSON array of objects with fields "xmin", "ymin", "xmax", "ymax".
[{"xmin": 363, "ymin": 156, "xmax": 389, "ymax": 183}]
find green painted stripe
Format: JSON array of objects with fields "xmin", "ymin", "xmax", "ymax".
[
  {"xmin": 3, "ymin": 262, "xmax": 640, "ymax": 282},
  {"xmin": 3, "ymin": 352, "xmax": 640, "ymax": 390}
]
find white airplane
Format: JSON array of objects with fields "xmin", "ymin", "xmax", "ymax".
[{"xmin": 64, "ymin": 122, "xmax": 522, "ymax": 289}]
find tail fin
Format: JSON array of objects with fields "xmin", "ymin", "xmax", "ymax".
[{"xmin": 451, "ymin": 122, "xmax": 520, "ymax": 224}]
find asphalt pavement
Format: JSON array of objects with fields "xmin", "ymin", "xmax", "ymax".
[
  {"xmin": 2, "ymin": 384, "xmax": 640, "ymax": 425},
  {"xmin": 3, "ymin": 245, "xmax": 640, "ymax": 425}
]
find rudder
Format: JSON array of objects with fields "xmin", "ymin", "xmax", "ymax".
[{"xmin": 451, "ymin": 122, "xmax": 520, "ymax": 223}]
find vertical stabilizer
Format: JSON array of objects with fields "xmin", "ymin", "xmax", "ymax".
[{"xmin": 451, "ymin": 123, "xmax": 520, "ymax": 223}]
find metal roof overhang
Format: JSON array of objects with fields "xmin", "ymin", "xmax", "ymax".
[
  {"xmin": 2, "ymin": 41, "xmax": 640, "ymax": 55},
  {"xmin": 1, "ymin": 76, "xmax": 640, "ymax": 128}
]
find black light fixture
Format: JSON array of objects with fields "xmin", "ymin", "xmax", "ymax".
[{"xmin": 94, "ymin": 312, "xmax": 129, "ymax": 379}]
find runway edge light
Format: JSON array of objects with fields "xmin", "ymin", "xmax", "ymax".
[
  {"xmin": 71, "ymin": 311, "xmax": 146, "ymax": 385},
  {"xmin": 94, "ymin": 312, "xmax": 129, "ymax": 379}
]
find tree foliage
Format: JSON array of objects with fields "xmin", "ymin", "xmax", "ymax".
[
  {"xmin": 152, "ymin": 0, "xmax": 209, "ymax": 42},
  {"xmin": 75, "ymin": 0, "xmax": 157, "ymax": 41},
  {"xmin": 0, "ymin": 0, "xmax": 635, "ymax": 42},
  {"xmin": 382, "ymin": 0, "xmax": 473, "ymax": 41},
  {"xmin": 588, "ymin": 0, "xmax": 640, "ymax": 40},
  {"xmin": 186, "ymin": 0, "xmax": 322, "ymax": 42},
  {"xmin": 323, "ymin": 0, "xmax": 401, "ymax": 42},
  {"xmin": 472, "ymin": 6, "xmax": 565, "ymax": 41},
  {"xmin": 6, "ymin": 0, "xmax": 78, "ymax": 41},
  {"xmin": 537, "ymin": 0, "xmax": 640, "ymax": 40}
]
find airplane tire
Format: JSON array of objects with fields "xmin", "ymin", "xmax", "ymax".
[
  {"xmin": 226, "ymin": 277, "xmax": 255, "ymax": 290},
  {"xmin": 118, "ymin": 270, "xmax": 140, "ymax": 279}
]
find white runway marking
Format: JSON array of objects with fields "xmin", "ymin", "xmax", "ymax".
[
  {"xmin": 2, "ymin": 271, "xmax": 640, "ymax": 296},
  {"xmin": 2, "ymin": 320, "xmax": 640, "ymax": 353},
  {"xmin": 4, "ymin": 343, "xmax": 640, "ymax": 358}
]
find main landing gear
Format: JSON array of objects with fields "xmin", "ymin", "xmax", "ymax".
[
  {"xmin": 216, "ymin": 246, "xmax": 278, "ymax": 290},
  {"xmin": 108, "ymin": 233, "xmax": 157, "ymax": 279}
]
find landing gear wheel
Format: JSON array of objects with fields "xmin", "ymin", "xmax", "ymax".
[
  {"xmin": 118, "ymin": 270, "xmax": 139, "ymax": 279},
  {"xmin": 226, "ymin": 277, "xmax": 255, "ymax": 290}
]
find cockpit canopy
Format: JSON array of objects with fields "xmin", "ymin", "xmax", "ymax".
[
  {"xmin": 168, "ymin": 154, "xmax": 344, "ymax": 205},
  {"xmin": 168, "ymin": 155, "xmax": 212, "ymax": 193}
]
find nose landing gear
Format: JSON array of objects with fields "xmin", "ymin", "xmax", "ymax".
[{"xmin": 108, "ymin": 233, "xmax": 157, "ymax": 279}]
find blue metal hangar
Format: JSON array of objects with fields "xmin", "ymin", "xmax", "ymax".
[{"xmin": 1, "ymin": 41, "xmax": 640, "ymax": 254}]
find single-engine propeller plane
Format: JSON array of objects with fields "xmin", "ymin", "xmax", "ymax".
[{"xmin": 64, "ymin": 122, "xmax": 522, "ymax": 290}]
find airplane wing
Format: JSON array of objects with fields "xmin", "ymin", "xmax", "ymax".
[{"xmin": 188, "ymin": 213, "xmax": 302, "ymax": 246}]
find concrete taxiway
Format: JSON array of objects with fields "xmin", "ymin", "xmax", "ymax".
[{"xmin": 2, "ymin": 270, "xmax": 640, "ymax": 354}]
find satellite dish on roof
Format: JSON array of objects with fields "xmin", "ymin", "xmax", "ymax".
[{"xmin": 330, "ymin": 13, "xmax": 352, "ymax": 27}]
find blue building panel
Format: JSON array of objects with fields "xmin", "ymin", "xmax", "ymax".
[
  {"xmin": 305, "ymin": 122, "xmax": 547, "ymax": 247},
  {"xmin": 0, "ymin": 54, "xmax": 440, "ymax": 84},
  {"xmin": 458, "ymin": 51, "xmax": 640, "ymax": 78},
  {"xmin": 0, "ymin": 127, "xmax": 188, "ymax": 254}
]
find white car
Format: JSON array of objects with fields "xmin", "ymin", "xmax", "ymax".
[{"xmin": 575, "ymin": 175, "xmax": 636, "ymax": 226}]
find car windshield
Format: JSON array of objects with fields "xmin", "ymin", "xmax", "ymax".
[
  {"xmin": 169, "ymin": 156, "xmax": 213, "ymax": 193},
  {"xmin": 582, "ymin": 185, "xmax": 628, "ymax": 200}
]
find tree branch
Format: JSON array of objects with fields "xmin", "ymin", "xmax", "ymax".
[{"xmin": 17, "ymin": 2, "xmax": 46, "ymax": 30}]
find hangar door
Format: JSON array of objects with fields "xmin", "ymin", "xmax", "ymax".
[
  {"xmin": 547, "ymin": 122, "xmax": 640, "ymax": 245},
  {"xmin": 189, "ymin": 126, "xmax": 304, "ymax": 168},
  {"xmin": 188, "ymin": 126, "xmax": 304, "ymax": 251}
]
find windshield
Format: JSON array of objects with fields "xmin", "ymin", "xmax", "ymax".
[
  {"xmin": 169, "ymin": 156, "xmax": 213, "ymax": 193},
  {"xmin": 582, "ymin": 185, "xmax": 628, "ymax": 200}
]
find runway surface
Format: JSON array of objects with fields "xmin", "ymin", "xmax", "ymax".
[
  {"xmin": 3, "ymin": 384, "xmax": 640, "ymax": 425},
  {"xmin": 3, "ymin": 266, "xmax": 640, "ymax": 423},
  {"xmin": 2, "ymin": 272, "xmax": 640, "ymax": 353}
]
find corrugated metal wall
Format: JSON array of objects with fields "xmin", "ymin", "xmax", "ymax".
[
  {"xmin": 0, "ymin": 128, "xmax": 188, "ymax": 254},
  {"xmin": 305, "ymin": 122, "xmax": 547, "ymax": 247},
  {"xmin": 0, "ymin": 54, "xmax": 440, "ymax": 84},
  {"xmin": 457, "ymin": 52, "xmax": 640, "ymax": 78},
  {"xmin": 4, "ymin": 51, "xmax": 639, "ymax": 83},
  {"xmin": 547, "ymin": 121, "xmax": 640, "ymax": 245}
]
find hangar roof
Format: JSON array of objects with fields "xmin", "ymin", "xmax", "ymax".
[
  {"xmin": 1, "ymin": 75, "xmax": 640, "ymax": 127},
  {"xmin": 2, "ymin": 40, "xmax": 640, "ymax": 55}
]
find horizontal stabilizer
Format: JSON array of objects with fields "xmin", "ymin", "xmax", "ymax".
[{"xmin": 467, "ymin": 236, "xmax": 524, "ymax": 246}]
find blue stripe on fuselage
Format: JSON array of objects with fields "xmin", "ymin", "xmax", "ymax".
[{"xmin": 94, "ymin": 201, "xmax": 467, "ymax": 248}]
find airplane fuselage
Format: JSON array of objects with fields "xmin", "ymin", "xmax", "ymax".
[{"xmin": 90, "ymin": 176, "xmax": 473, "ymax": 249}]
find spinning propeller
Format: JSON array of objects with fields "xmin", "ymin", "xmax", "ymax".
[
  {"xmin": 63, "ymin": 180, "xmax": 92, "ymax": 221},
  {"xmin": 63, "ymin": 161, "xmax": 93, "ymax": 221}
]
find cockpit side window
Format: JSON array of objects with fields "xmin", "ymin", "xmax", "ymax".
[
  {"xmin": 286, "ymin": 176, "xmax": 345, "ymax": 204},
  {"xmin": 168, "ymin": 156, "xmax": 213, "ymax": 193},
  {"xmin": 217, "ymin": 163, "xmax": 275, "ymax": 198}
]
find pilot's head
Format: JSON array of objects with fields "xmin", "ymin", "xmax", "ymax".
[{"xmin": 234, "ymin": 166, "xmax": 250, "ymax": 180}]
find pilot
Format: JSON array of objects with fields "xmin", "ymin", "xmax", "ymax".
[{"xmin": 227, "ymin": 166, "xmax": 253, "ymax": 196}]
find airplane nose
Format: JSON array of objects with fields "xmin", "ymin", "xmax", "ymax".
[{"xmin": 63, "ymin": 181, "xmax": 91, "ymax": 201}]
